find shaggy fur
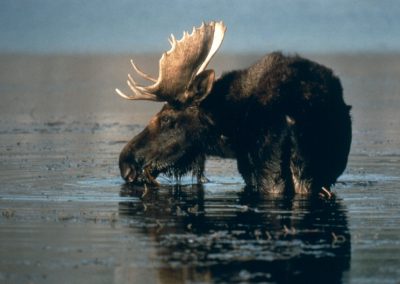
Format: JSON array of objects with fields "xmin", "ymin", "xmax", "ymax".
[{"xmin": 119, "ymin": 52, "xmax": 352, "ymax": 195}]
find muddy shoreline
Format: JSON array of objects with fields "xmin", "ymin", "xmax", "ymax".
[{"xmin": 1, "ymin": 53, "xmax": 400, "ymax": 283}]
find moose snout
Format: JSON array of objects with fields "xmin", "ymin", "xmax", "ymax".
[
  {"xmin": 119, "ymin": 149, "xmax": 140, "ymax": 183},
  {"xmin": 120, "ymin": 162, "xmax": 137, "ymax": 183},
  {"xmin": 119, "ymin": 156, "xmax": 159, "ymax": 185}
]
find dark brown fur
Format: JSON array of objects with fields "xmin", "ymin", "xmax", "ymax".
[{"xmin": 119, "ymin": 52, "xmax": 352, "ymax": 195}]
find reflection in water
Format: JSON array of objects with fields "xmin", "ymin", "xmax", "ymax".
[{"xmin": 119, "ymin": 184, "xmax": 350, "ymax": 283}]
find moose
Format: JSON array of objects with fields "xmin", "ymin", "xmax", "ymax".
[{"xmin": 115, "ymin": 21, "xmax": 352, "ymax": 196}]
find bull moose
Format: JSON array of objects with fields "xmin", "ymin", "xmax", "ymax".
[{"xmin": 115, "ymin": 21, "xmax": 352, "ymax": 196}]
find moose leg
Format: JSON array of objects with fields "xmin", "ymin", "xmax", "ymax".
[
  {"xmin": 290, "ymin": 159, "xmax": 335, "ymax": 197},
  {"xmin": 193, "ymin": 155, "xmax": 209, "ymax": 184},
  {"xmin": 289, "ymin": 161, "xmax": 314, "ymax": 194},
  {"xmin": 237, "ymin": 122, "xmax": 293, "ymax": 194},
  {"xmin": 287, "ymin": 106, "xmax": 351, "ymax": 195},
  {"xmin": 258, "ymin": 164, "xmax": 289, "ymax": 194},
  {"xmin": 288, "ymin": 121, "xmax": 337, "ymax": 196},
  {"xmin": 288, "ymin": 121, "xmax": 324, "ymax": 195},
  {"xmin": 237, "ymin": 151, "xmax": 291, "ymax": 194},
  {"xmin": 236, "ymin": 152, "xmax": 257, "ymax": 188}
]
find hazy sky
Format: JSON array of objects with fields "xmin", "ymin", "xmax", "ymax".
[{"xmin": 1, "ymin": 0, "xmax": 399, "ymax": 54}]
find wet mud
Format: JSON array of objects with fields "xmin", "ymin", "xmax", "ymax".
[{"xmin": 1, "ymin": 54, "xmax": 400, "ymax": 283}]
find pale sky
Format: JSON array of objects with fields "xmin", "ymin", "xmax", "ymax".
[{"xmin": 1, "ymin": 0, "xmax": 399, "ymax": 54}]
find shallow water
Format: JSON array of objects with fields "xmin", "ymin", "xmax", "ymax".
[{"xmin": 1, "ymin": 54, "xmax": 400, "ymax": 283}]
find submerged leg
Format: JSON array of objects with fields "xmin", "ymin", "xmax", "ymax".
[
  {"xmin": 193, "ymin": 155, "xmax": 210, "ymax": 184},
  {"xmin": 237, "ymin": 119, "xmax": 293, "ymax": 194}
]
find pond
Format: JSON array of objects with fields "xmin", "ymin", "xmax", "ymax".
[{"xmin": 0, "ymin": 54, "xmax": 399, "ymax": 283}]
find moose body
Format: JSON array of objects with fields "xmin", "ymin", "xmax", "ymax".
[{"xmin": 116, "ymin": 22, "xmax": 351, "ymax": 196}]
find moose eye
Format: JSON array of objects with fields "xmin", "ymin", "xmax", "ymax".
[
  {"xmin": 161, "ymin": 116, "xmax": 169, "ymax": 123},
  {"xmin": 160, "ymin": 116, "xmax": 172, "ymax": 126}
]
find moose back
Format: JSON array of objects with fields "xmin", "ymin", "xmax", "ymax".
[{"xmin": 115, "ymin": 21, "xmax": 352, "ymax": 196}]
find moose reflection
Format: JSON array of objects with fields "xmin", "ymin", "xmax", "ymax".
[{"xmin": 119, "ymin": 184, "xmax": 350, "ymax": 283}]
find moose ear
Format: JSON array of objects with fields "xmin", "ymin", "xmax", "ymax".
[{"xmin": 188, "ymin": 69, "xmax": 215, "ymax": 103}]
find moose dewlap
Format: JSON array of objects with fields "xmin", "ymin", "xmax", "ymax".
[{"xmin": 115, "ymin": 21, "xmax": 352, "ymax": 196}]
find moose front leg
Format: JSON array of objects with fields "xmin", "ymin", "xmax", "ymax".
[{"xmin": 193, "ymin": 155, "xmax": 210, "ymax": 184}]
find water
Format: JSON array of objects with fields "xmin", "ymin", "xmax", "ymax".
[{"xmin": 1, "ymin": 53, "xmax": 400, "ymax": 283}]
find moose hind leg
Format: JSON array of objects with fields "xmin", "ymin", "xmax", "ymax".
[
  {"xmin": 288, "ymin": 122, "xmax": 336, "ymax": 195},
  {"xmin": 289, "ymin": 161, "xmax": 314, "ymax": 194},
  {"xmin": 237, "ymin": 125, "xmax": 294, "ymax": 194}
]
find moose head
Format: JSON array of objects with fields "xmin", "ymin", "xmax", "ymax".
[{"xmin": 116, "ymin": 22, "xmax": 227, "ymax": 185}]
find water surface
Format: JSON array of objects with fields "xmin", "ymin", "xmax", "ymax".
[{"xmin": 1, "ymin": 54, "xmax": 400, "ymax": 283}]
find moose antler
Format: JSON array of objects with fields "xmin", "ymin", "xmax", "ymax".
[{"xmin": 115, "ymin": 21, "xmax": 226, "ymax": 102}]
